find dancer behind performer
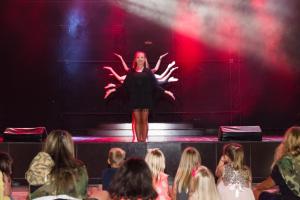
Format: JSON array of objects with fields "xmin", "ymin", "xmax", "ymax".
[
  {"xmin": 253, "ymin": 126, "xmax": 300, "ymax": 200},
  {"xmin": 103, "ymin": 61, "xmax": 178, "ymax": 85},
  {"xmin": 103, "ymin": 51, "xmax": 178, "ymax": 100},
  {"xmin": 114, "ymin": 52, "xmax": 168, "ymax": 73},
  {"xmin": 145, "ymin": 148, "xmax": 171, "ymax": 200},
  {"xmin": 215, "ymin": 143, "xmax": 255, "ymax": 200},
  {"xmin": 103, "ymin": 61, "xmax": 178, "ymax": 100},
  {"xmin": 122, "ymin": 51, "xmax": 175, "ymax": 142}
]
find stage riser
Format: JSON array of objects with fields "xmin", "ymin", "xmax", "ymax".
[
  {"xmin": 88, "ymin": 123, "xmax": 214, "ymax": 137},
  {"xmin": 0, "ymin": 142, "xmax": 279, "ymax": 185},
  {"xmin": 88, "ymin": 129, "xmax": 206, "ymax": 136}
]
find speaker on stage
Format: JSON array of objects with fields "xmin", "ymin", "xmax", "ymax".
[
  {"xmin": 218, "ymin": 126, "xmax": 262, "ymax": 141},
  {"xmin": 3, "ymin": 127, "xmax": 47, "ymax": 142}
]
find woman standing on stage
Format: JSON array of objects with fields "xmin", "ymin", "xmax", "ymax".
[{"xmin": 123, "ymin": 51, "xmax": 175, "ymax": 142}]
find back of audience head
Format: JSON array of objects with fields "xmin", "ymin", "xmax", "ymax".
[
  {"xmin": 175, "ymin": 147, "xmax": 201, "ymax": 193},
  {"xmin": 189, "ymin": 166, "xmax": 220, "ymax": 200},
  {"xmin": 43, "ymin": 129, "xmax": 75, "ymax": 163},
  {"xmin": 0, "ymin": 151, "xmax": 13, "ymax": 178},
  {"xmin": 283, "ymin": 126, "xmax": 300, "ymax": 156},
  {"xmin": 145, "ymin": 148, "xmax": 166, "ymax": 182},
  {"xmin": 43, "ymin": 130, "xmax": 84, "ymax": 193},
  {"xmin": 223, "ymin": 143, "xmax": 246, "ymax": 170},
  {"xmin": 108, "ymin": 147, "xmax": 126, "ymax": 168},
  {"xmin": 109, "ymin": 157, "xmax": 157, "ymax": 200},
  {"xmin": 272, "ymin": 126, "xmax": 300, "ymax": 168}
]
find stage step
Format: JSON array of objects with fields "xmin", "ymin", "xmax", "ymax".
[
  {"xmin": 97, "ymin": 123, "xmax": 193, "ymax": 130},
  {"xmin": 86, "ymin": 123, "xmax": 216, "ymax": 137}
]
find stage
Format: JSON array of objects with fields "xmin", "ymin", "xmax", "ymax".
[{"xmin": 0, "ymin": 123, "xmax": 282, "ymax": 186}]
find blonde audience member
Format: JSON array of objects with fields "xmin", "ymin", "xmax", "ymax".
[
  {"xmin": 173, "ymin": 147, "xmax": 201, "ymax": 200},
  {"xmin": 216, "ymin": 143, "xmax": 254, "ymax": 200},
  {"xmin": 145, "ymin": 148, "xmax": 171, "ymax": 200},
  {"xmin": 102, "ymin": 148, "xmax": 126, "ymax": 191},
  {"xmin": 253, "ymin": 126, "xmax": 300, "ymax": 200},
  {"xmin": 189, "ymin": 166, "xmax": 220, "ymax": 200}
]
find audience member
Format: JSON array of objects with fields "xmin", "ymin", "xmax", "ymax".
[
  {"xmin": 253, "ymin": 126, "xmax": 300, "ymax": 200},
  {"xmin": 109, "ymin": 157, "xmax": 157, "ymax": 200},
  {"xmin": 102, "ymin": 148, "xmax": 126, "ymax": 191},
  {"xmin": 189, "ymin": 165, "xmax": 220, "ymax": 200},
  {"xmin": 0, "ymin": 152, "xmax": 13, "ymax": 200},
  {"xmin": 26, "ymin": 130, "xmax": 88, "ymax": 199},
  {"xmin": 145, "ymin": 148, "xmax": 171, "ymax": 200},
  {"xmin": 172, "ymin": 147, "xmax": 201, "ymax": 200},
  {"xmin": 216, "ymin": 143, "xmax": 254, "ymax": 200}
]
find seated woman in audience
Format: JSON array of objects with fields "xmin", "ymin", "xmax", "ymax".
[
  {"xmin": 145, "ymin": 148, "xmax": 171, "ymax": 200},
  {"xmin": 108, "ymin": 157, "xmax": 157, "ymax": 200},
  {"xmin": 216, "ymin": 143, "xmax": 255, "ymax": 200},
  {"xmin": 0, "ymin": 152, "xmax": 13, "ymax": 200},
  {"xmin": 189, "ymin": 165, "xmax": 220, "ymax": 200},
  {"xmin": 102, "ymin": 147, "xmax": 126, "ymax": 191},
  {"xmin": 172, "ymin": 147, "xmax": 202, "ymax": 200},
  {"xmin": 26, "ymin": 130, "xmax": 88, "ymax": 200},
  {"xmin": 253, "ymin": 126, "xmax": 300, "ymax": 200}
]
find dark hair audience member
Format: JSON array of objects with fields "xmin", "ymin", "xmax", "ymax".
[
  {"xmin": 109, "ymin": 157, "xmax": 158, "ymax": 200},
  {"xmin": 0, "ymin": 152, "xmax": 13, "ymax": 200}
]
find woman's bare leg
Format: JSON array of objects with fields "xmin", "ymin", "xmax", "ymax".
[
  {"xmin": 131, "ymin": 112, "xmax": 136, "ymax": 142},
  {"xmin": 141, "ymin": 109, "xmax": 149, "ymax": 142},
  {"xmin": 133, "ymin": 109, "xmax": 143, "ymax": 142}
]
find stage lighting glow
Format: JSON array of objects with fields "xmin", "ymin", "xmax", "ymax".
[
  {"xmin": 68, "ymin": 9, "xmax": 83, "ymax": 38},
  {"xmin": 113, "ymin": 0, "xmax": 292, "ymax": 67},
  {"xmin": 62, "ymin": 6, "xmax": 88, "ymax": 74}
]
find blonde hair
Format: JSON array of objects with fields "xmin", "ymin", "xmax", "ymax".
[
  {"xmin": 43, "ymin": 129, "xmax": 75, "ymax": 158},
  {"xmin": 43, "ymin": 130, "xmax": 84, "ymax": 194},
  {"xmin": 108, "ymin": 148, "xmax": 126, "ymax": 167},
  {"xmin": 223, "ymin": 143, "xmax": 246, "ymax": 171},
  {"xmin": 272, "ymin": 126, "xmax": 300, "ymax": 168},
  {"xmin": 174, "ymin": 147, "xmax": 201, "ymax": 193},
  {"xmin": 189, "ymin": 166, "xmax": 220, "ymax": 200},
  {"xmin": 145, "ymin": 148, "xmax": 165, "ymax": 182},
  {"xmin": 132, "ymin": 51, "xmax": 149, "ymax": 69},
  {"xmin": 283, "ymin": 126, "xmax": 300, "ymax": 156}
]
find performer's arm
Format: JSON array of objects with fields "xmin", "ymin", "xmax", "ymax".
[
  {"xmin": 103, "ymin": 66, "xmax": 126, "ymax": 83},
  {"xmin": 104, "ymin": 88, "xmax": 116, "ymax": 99},
  {"xmin": 155, "ymin": 61, "xmax": 176, "ymax": 79},
  {"xmin": 158, "ymin": 67, "xmax": 178, "ymax": 83},
  {"xmin": 164, "ymin": 90, "xmax": 175, "ymax": 100},
  {"xmin": 149, "ymin": 69, "xmax": 175, "ymax": 100},
  {"xmin": 151, "ymin": 52, "xmax": 168, "ymax": 73},
  {"xmin": 114, "ymin": 53, "xmax": 130, "ymax": 72},
  {"xmin": 104, "ymin": 83, "xmax": 116, "ymax": 89}
]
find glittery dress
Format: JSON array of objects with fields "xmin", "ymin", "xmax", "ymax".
[{"xmin": 217, "ymin": 164, "xmax": 255, "ymax": 200}]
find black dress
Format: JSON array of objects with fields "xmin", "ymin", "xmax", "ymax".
[{"xmin": 123, "ymin": 67, "xmax": 164, "ymax": 109}]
